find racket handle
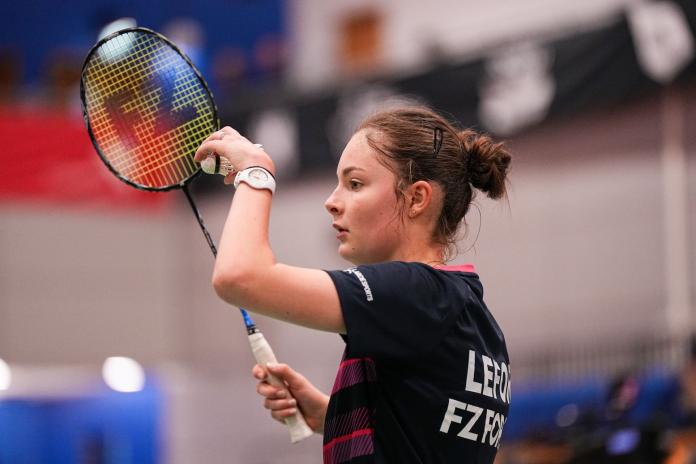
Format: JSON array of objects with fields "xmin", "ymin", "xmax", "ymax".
[
  {"xmin": 200, "ymin": 145, "xmax": 263, "ymax": 176},
  {"xmin": 247, "ymin": 332, "xmax": 315, "ymax": 443}
]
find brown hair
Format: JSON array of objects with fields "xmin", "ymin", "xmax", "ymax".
[{"xmin": 357, "ymin": 106, "xmax": 511, "ymax": 259}]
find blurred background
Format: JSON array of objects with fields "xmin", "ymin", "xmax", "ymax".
[{"xmin": 1, "ymin": 0, "xmax": 695, "ymax": 462}]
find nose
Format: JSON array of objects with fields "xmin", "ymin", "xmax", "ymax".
[{"xmin": 324, "ymin": 186, "xmax": 342, "ymax": 217}]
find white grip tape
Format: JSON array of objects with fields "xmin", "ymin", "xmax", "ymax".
[{"xmin": 248, "ymin": 332, "xmax": 314, "ymax": 443}]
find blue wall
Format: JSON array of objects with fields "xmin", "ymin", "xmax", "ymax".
[
  {"xmin": 0, "ymin": 0, "xmax": 285, "ymax": 85},
  {"xmin": 0, "ymin": 380, "xmax": 161, "ymax": 464}
]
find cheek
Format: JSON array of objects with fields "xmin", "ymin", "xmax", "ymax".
[
  {"xmin": 360, "ymin": 199, "xmax": 402, "ymax": 236},
  {"xmin": 345, "ymin": 185, "xmax": 401, "ymax": 230},
  {"xmin": 377, "ymin": 193, "xmax": 401, "ymax": 223}
]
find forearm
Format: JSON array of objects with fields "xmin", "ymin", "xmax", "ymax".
[
  {"xmin": 213, "ymin": 183, "xmax": 276, "ymax": 303},
  {"xmin": 218, "ymin": 182, "xmax": 273, "ymax": 261}
]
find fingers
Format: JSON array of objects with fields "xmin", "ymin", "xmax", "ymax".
[
  {"xmin": 266, "ymin": 363, "xmax": 308, "ymax": 390},
  {"xmin": 252, "ymin": 364, "xmax": 267, "ymax": 380},
  {"xmin": 264, "ymin": 392, "xmax": 298, "ymax": 422},
  {"xmin": 256, "ymin": 380, "xmax": 287, "ymax": 399},
  {"xmin": 193, "ymin": 138, "xmax": 263, "ymax": 166},
  {"xmin": 218, "ymin": 126, "xmax": 241, "ymax": 139},
  {"xmin": 200, "ymin": 130, "xmax": 223, "ymax": 145},
  {"xmin": 255, "ymin": 365, "xmax": 291, "ymax": 401},
  {"xmin": 269, "ymin": 408, "xmax": 297, "ymax": 423},
  {"xmin": 256, "ymin": 374, "xmax": 298, "ymax": 421},
  {"xmin": 271, "ymin": 407, "xmax": 298, "ymax": 422},
  {"xmin": 194, "ymin": 139, "xmax": 228, "ymax": 162},
  {"xmin": 193, "ymin": 126, "xmax": 246, "ymax": 162},
  {"xmin": 253, "ymin": 362, "xmax": 295, "ymax": 383},
  {"xmin": 252, "ymin": 362, "xmax": 305, "ymax": 424},
  {"xmin": 204, "ymin": 126, "xmax": 241, "ymax": 143},
  {"xmin": 264, "ymin": 397, "xmax": 297, "ymax": 411},
  {"xmin": 195, "ymin": 127, "xmax": 273, "ymax": 182},
  {"xmin": 197, "ymin": 127, "xmax": 236, "ymax": 151}
]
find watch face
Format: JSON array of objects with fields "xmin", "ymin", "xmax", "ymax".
[{"xmin": 249, "ymin": 168, "xmax": 269, "ymax": 182}]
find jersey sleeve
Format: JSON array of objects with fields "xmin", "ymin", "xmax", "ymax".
[{"xmin": 326, "ymin": 262, "xmax": 464, "ymax": 361}]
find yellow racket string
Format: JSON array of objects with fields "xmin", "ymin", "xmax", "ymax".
[
  {"xmin": 83, "ymin": 30, "xmax": 216, "ymax": 188},
  {"xmin": 91, "ymin": 67, "xmax": 210, "ymax": 175},
  {"xmin": 85, "ymin": 32, "xmax": 208, "ymax": 184}
]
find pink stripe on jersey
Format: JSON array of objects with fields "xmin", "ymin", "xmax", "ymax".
[
  {"xmin": 323, "ymin": 352, "xmax": 377, "ymax": 463},
  {"xmin": 323, "ymin": 428, "xmax": 374, "ymax": 464},
  {"xmin": 323, "ymin": 407, "xmax": 371, "ymax": 440},
  {"xmin": 331, "ymin": 357, "xmax": 376, "ymax": 394},
  {"xmin": 339, "ymin": 358, "xmax": 363, "ymax": 369},
  {"xmin": 435, "ymin": 263, "xmax": 476, "ymax": 273}
]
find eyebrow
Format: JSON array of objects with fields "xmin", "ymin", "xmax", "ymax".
[{"xmin": 338, "ymin": 166, "xmax": 367, "ymax": 177}]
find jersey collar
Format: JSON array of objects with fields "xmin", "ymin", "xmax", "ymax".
[{"xmin": 435, "ymin": 264, "xmax": 476, "ymax": 273}]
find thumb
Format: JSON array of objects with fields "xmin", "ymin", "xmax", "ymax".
[
  {"xmin": 252, "ymin": 364, "xmax": 267, "ymax": 380},
  {"xmin": 266, "ymin": 363, "xmax": 306, "ymax": 390}
]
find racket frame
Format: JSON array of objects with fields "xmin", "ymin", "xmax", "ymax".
[{"xmin": 79, "ymin": 26, "xmax": 218, "ymax": 192}]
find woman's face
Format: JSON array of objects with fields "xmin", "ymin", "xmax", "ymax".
[{"xmin": 324, "ymin": 131, "xmax": 406, "ymax": 265}]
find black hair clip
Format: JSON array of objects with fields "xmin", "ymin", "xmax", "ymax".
[{"xmin": 433, "ymin": 127, "xmax": 443, "ymax": 156}]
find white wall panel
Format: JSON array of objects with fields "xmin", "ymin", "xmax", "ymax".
[{"xmin": 287, "ymin": 0, "xmax": 642, "ymax": 89}]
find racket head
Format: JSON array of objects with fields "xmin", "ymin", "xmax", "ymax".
[{"xmin": 80, "ymin": 27, "xmax": 219, "ymax": 191}]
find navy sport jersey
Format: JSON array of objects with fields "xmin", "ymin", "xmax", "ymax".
[{"xmin": 324, "ymin": 262, "xmax": 510, "ymax": 464}]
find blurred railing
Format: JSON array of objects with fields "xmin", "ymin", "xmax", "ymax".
[{"xmin": 512, "ymin": 333, "xmax": 691, "ymax": 385}]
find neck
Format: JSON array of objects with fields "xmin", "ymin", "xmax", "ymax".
[
  {"xmin": 388, "ymin": 237, "xmax": 445, "ymax": 267},
  {"xmin": 376, "ymin": 217, "xmax": 443, "ymax": 265}
]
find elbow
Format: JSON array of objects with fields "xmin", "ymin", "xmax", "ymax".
[
  {"xmin": 211, "ymin": 269, "xmax": 228, "ymax": 301},
  {"xmin": 211, "ymin": 251, "xmax": 276, "ymax": 306},
  {"xmin": 211, "ymin": 265, "xmax": 251, "ymax": 306}
]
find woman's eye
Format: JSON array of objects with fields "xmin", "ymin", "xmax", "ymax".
[{"xmin": 349, "ymin": 180, "xmax": 362, "ymax": 190}]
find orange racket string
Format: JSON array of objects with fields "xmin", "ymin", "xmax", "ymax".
[{"xmin": 83, "ymin": 29, "xmax": 216, "ymax": 189}]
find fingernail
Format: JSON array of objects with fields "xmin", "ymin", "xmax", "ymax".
[
  {"xmin": 266, "ymin": 362, "xmax": 278, "ymax": 368},
  {"xmin": 288, "ymin": 408, "xmax": 297, "ymax": 414},
  {"xmin": 289, "ymin": 399, "xmax": 296, "ymax": 406},
  {"xmin": 277, "ymin": 390, "xmax": 286, "ymax": 398}
]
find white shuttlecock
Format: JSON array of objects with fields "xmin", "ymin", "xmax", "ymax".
[
  {"xmin": 200, "ymin": 144, "xmax": 263, "ymax": 176},
  {"xmin": 201, "ymin": 154, "xmax": 234, "ymax": 175}
]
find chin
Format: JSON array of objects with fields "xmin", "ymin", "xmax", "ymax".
[
  {"xmin": 338, "ymin": 245, "xmax": 363, "ymax": 266},
  {"xmin": 338, "ymin": 240, "xmax": 390, "ymax": 265},
  {"xmin": 338, "ymin": 246, "xmax": 355, "ymax": 263}
]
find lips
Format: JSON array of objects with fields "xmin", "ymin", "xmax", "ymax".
[{"xmin": 333, "ymin": 223, "xmax": 348, "ymax": 239}]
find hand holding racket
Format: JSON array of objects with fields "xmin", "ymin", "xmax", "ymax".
[
  {"xmin": 194, "ymin": 126, "xmax": 273, "ymax": 185},
  {"xmin": 253, "ymin": 363, "xmax": 329, "ymax": 434},
  {"xmin": 80, "ymin": 27, "xmax": 312, "ymax": 443}
]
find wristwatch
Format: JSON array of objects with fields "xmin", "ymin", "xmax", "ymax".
[{"xmin": 233, "ymin": 166, "xmax": 276, "ymax": 194}]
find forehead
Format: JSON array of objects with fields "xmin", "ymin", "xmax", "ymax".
[{"xmin": 337, "ymin": 131, "xmax": 387, "ymax": 174}]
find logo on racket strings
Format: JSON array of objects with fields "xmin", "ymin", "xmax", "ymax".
[{"xmin": 101, "ymin": 71, "xmax": 200, "ymax": 149}]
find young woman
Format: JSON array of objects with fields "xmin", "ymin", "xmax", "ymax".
[{"xmin": 194, "ymin": 106, "xmax": 512, "ymax": 463}]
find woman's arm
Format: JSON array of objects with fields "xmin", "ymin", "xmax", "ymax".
[{"xmin": 194, "ymin": 128, "xmax": 345, "ymax": 333}]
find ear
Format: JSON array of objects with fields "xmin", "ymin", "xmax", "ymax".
[{"xmin": 406, "ymin": 180, "xmax": 433, "ymax": 219}]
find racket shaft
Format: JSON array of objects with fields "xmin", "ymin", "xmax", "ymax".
[{"xmin": 248, "ymin": 332, "xmax": 314, "ymax": 443}]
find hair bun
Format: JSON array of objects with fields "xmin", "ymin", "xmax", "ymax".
[{"xmin": 458, "ymin": 129, "xmax": 511, "ymax": 199}]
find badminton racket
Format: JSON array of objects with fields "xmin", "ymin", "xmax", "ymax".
[{"xmin": 80, "ymin": 27, "xmax": 313, "ymax": 443}]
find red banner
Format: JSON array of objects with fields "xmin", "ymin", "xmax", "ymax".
[{"xmin": 0, "ymin": 106, "xmax": 171, "ymax": 210}]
